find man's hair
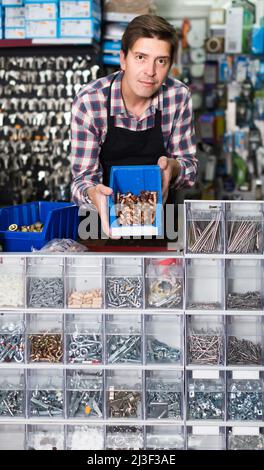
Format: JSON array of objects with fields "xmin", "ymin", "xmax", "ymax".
[{"xmin": 121, "ymin": 15, "xmax": 178, "ymax": 65}]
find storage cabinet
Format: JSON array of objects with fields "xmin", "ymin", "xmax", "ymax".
[{"xmin": 1, "ymin": 200, "xmax": 264, "ymax": 449}]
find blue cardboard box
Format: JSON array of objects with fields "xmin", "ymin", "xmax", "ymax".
[
  {"xmin": 0, "ymin": 201, "xmax": 79, "ymax": 252},
  {"xmin": 58, "ymin": 17, "xmax": 100, "ymax": 40},
  {"xmin": 252, "ymin": 26, "xmax": 264, "ymax": 54},
  {"xmin": 103, "ymin": 54, "xmax": 120, "ymax": 66},
  {"xmin": 109, "ymin": 165, "xmax": 162, "ymax": 237}
]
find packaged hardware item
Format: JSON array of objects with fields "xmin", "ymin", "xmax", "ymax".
[{"xmin": 32, "ymin": 239, "xmax": 88, "ymax": 252}]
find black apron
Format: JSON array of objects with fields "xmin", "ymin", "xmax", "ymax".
[
  {"xmin": 99, "ymin": 77, "xmax": 166, "ymax": 186},
  {"xmin": 98, "ymin": 75, "xmax": 177, "ymax": 243}
]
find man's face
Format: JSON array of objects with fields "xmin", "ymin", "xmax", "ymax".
[{"xmin": 120, "ymin": 37, "xmax": 171, "ymax": 100}]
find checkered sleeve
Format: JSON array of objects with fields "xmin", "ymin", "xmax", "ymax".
[
  {"xmin": 70, "ymin": 94, "xmax": 103, "ymax": 208},
  {"xmin": 168, "ymin": 90, "xmax": 197, "ymax": 189}
]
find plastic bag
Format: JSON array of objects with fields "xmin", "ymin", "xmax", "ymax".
[{"xmin": 32, "ymin": 239, "xmax": 88, "ymax": 252}]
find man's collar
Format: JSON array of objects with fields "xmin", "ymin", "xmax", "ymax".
[{"xmin": 110, "ymin": 70, "xmax": 164, "ymax": 117}]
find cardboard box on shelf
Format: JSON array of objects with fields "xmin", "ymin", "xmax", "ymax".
[{"xmin": 104, "ymin": 0, "xmax": 153, "ymax": 15}]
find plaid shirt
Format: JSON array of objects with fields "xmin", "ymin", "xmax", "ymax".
[{"xmin": 71, "ymin": 70, "xmax": 197, "ymax": 207}]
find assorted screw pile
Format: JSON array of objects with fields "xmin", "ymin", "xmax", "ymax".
[
  {"xmin": 227, "ymin": 291, "xmax": 262, "ymax": 309},
  {"xmin": 188, "ymin": 329, "xmax": 223, "ymax": 365},
  {"xmin": 147, "ymin": 382, "xmax": 181, "ymax": 419},
  {"xmin": 28, "ymin": 431, "xmax": 64, "ymax": 450},
  {"xmin": 106, "ymin": 426, "xmax": 143, "ymax": 450},
  {"xmin": 8, "ymin": 221, "xmax": 43, "ymax": 232},
  {"xmin": 68, "ymin": 289, "xmax": 102, "ymax": 308},
  {"xmin": 28, "ymin": 277, "xmax": 64, "ymax": 308},
  {"xmin": 107, "ymin": 333, "xmax": 141, "ymax": 364},
  {"xmin": 228, "ymin": 380, "xmax": 263, "ymax": 420},
  {"xmin": 147, "ymin": 337, "xmax": 181, "ymax": 363},
  {"xmin": 0, "ymin": 389, "xmax": 24, "ymax": 416},
  {"xmin": 227, "ymin": 218, "xmax": 262, "ymax": 253},
  {"xmin": 106, "ymin": 277, "xmax": 143, "ymax": 308},
  {"xmin": 228, "ymin": 335, "xmax": 262, "ymax": 365},
  {"xmin": 188, "ymin": 302, "xmax": 222, "ymax": 310},
  {"xmin": 187, "ymin": 210, "xmax": 264, "ymax": 254},
  {"xmin": 147, "ymin": 279, "xmax": 182, "ymax": 308},
  {"xmin": 146, "ymin": 261, "xmax": 183, "ymax": 308},
  {"xmin": 187, "ymin": 211, "xmax": 222, "ymax": 253},
  {"xmin": 30, "ymin": 389, "xmax": 63, "ymax": 417},
  {"xmin": 29, "ymin": 333, "xmax": 63, "ymax": 362},
  {"xmin": 228, "ymin": 435, "xmax": 264, "ymax": 450},
  {"xmin": 108, "ymin": 390, "xmax": 141, "ymax": 418},
  {"xmin": 0, "ymin": 324, "xmax": 24, "ymax": 363},
  {"xmin": 68, "ymin": 372, "xmax": 103, "ymax": 418},
  {"xmin": 0, "ymin": 274, "xmax": 24, "ymax": 307},
  {"xmin": 67, "ymin": 426, "xmax": 104, "ymax": 450},
  {"xmin": 116, "ymin": 191, "xmax": 157, "ymax": 226},
  {"xmin": 68, "ymin": 332, "xmax": 102, "ymax": 364},
  {"xmin": 188, "ymin": 381, "xmax": 224, "ymax": 420}
]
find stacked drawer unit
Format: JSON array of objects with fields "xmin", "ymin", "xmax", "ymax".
[
  {"xmin": 1, "ymin": 200, "xmax": 264, "ymax": 449},
  {"xmin": 0, "ymin": 254, "xmax": 185, "ymax": 450}
]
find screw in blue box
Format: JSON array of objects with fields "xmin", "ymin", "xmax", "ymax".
[
  {"xmin": 108, "ymin": 165, "xmax": 163, "ymax": 237},
  {"xmin": 0, "ymin": 201, "xmax": 79, "ymax": 252}
]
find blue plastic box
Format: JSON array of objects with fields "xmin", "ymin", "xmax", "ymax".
[
  {"xmin": 0, "ymin": 201, "xmax": 79, "ymax": 252},
  {"xmin": 109, "ymin": 165, "xmax": 162, "ymax": 237}
]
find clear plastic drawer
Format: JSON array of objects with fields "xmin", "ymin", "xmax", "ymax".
[
  {"xmin": 145, "ymin": 258, "xmax": 184, "ymax": 309},
  {"xmin": 106, "ymin": 314, "xmax": 142, "ymax": 364},
  {"xmin": 65, "ymin": 314, "xmax": 103, "ymax": 365},
  {"xmin": 27, "ymin": 369, "xmax": 64, "ymax": 418},
  {"xmin": 66, "ymin": 257, "xmax": 103, "ymax": 309},
  {"xmin": 0, "ymin": 257, "xmax": 25, "ymax": 308},
  {"xmin": 145, "ymin": 314, "xmax": 182, "ymax": 365},
  {"xmin": 105, "ymin": 257, "xmax": 143, "ymax": 309},
  {"xmin": 106, "ymin": 370, "xmax": 142, "ymax": 419},
  {"xmin": 26, "ymin": 257, "xmax": 64, "ymax": 308}
]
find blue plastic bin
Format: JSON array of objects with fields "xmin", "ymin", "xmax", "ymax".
[
  {"xmin": 0, "ymin": 201, "xmax": 79, "ymax": 252},
  {"xmin": 109, "ymin": 165, "xmax": 162, "ymax": 237}
]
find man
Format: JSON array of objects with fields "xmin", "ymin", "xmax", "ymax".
[{"xmin": 71, "ymin": 14, "xmax": 197, "ymax": 238}]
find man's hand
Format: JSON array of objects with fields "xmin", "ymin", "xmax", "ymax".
[
  {"xmin": 157, "ymin": 156, "xmax": 179, "ymax": 203},
  {"xmin": 87, "ymin": 184, "xmax": 120, "ymax": 239}
]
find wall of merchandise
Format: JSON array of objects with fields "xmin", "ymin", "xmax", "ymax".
[
  {"xmin": 1, "ymin": 1, "xmax": 264, "ymax": 205},
  {"xmin": 0, "ymin": 48, "xmax": 100, "ymax": 206},
  {"xmin": 103, "ymin": 1, "xmax": 264, "ymax": 201},
  {"xmin": 0, "ymin": 0, "xmax": 101, "ymax": 40},
  {"xmin": 0, "ymin": 201, "xmax": 264, "ymax": 450}
]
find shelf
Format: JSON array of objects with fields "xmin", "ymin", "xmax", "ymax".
[
  {"xmin": 103, "ymin": 35, "xmax": 123, "ymax": 41},
  {"xmin": 0, "ymin": 252, "xmax": 184, "ymax": 258},
  {"xmin": 104, "ymin": 12, "xmax": 138, "ymax": 23},
  {"xmin": 186, "ymin": 365, "xmax": 226, "ymax": 371},
  {"xmin": 185, "ymin": 309, "xmax": 264, "ymax": 316},
  {"xmin": 209, "ymin": 24, "xmax": 226, "ymax": 29},
  {"xmin": 1, "ymin": 418, "xmax": 262, "ymax": 428},
  {"xmin": 0, "ymin": 417, "xmax": 185, "ymax": 426},
  {"xmin": 0, "ymin": 308, "xmax": 185, "ymax": 315},
  {"xmin": 186, "ymin": 421, "xmax": 264, "ymax": 427},
  {"xmin": 32, "ymin": 38, "xmax": 94, "ymax": 45},
  {"xmin": 0, "ymin": 38, "xmax": 95, "ymax": 48},
  {"xmin": 186, "ymin": 365, "xmax": 264, "ymax": 371},
  {"xmin": 185, "ymin": 254, "xmax": 264, "ymax": 259},
  {"xmin": 0, "ymin": 363, "xmax": 184, "ymax": 370},
  {"xmin": 0, "ymin": 39, "xmax": 34, "ymax": 48}
]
